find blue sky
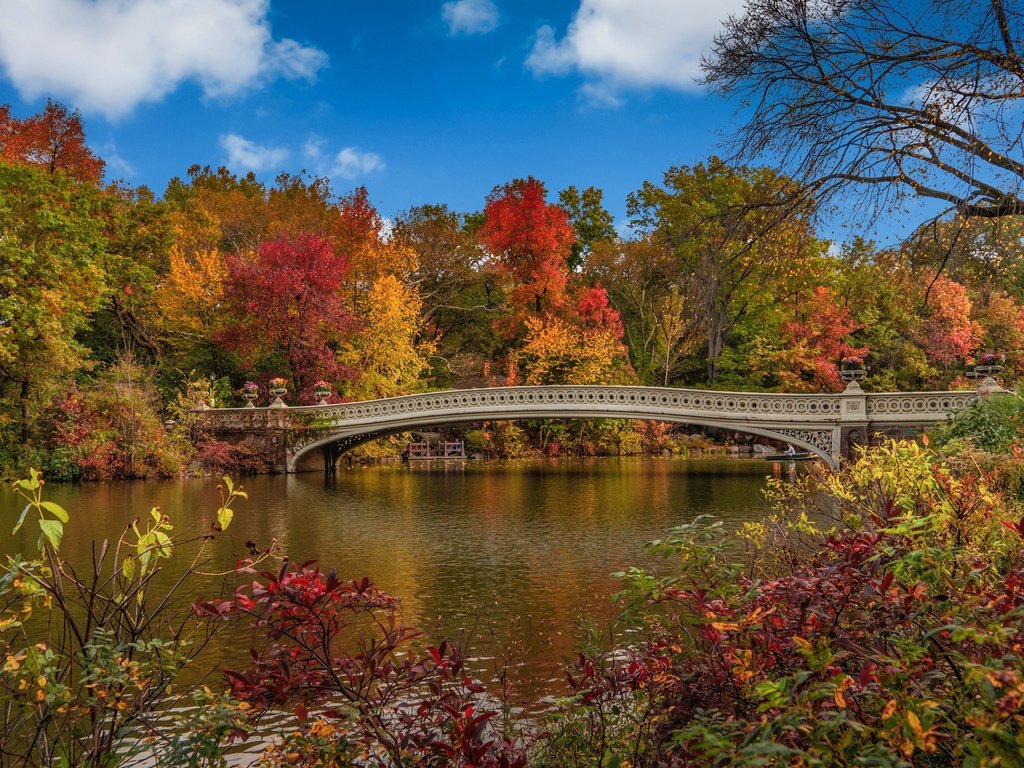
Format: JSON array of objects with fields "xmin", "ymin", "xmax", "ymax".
[{"xmin": 0, "ymin": 0, "xmax": 911, "ymax": 244}]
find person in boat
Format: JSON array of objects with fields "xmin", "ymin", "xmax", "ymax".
[{"xmin": 785, "ymin": 444, "xmax": 797, "ymax": 456}]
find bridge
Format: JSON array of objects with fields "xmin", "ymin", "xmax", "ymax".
[{"xmin": 195, "ymin": 382, "xmax": 988, "ymax": 473}]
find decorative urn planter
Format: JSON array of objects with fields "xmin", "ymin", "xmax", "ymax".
[
  {"xmin": 241, "ymin": 382, "xmax": 259, "ymax": 408},
  {"xmin": 839, "ymin": 358, "xmax": 867, "ymax": 388},
  {"xmin": 971, "ymin": 354, "xmax": 1005, "ymax": 396},
  {"xmin": 974, "ymin": 355, "xmax": 1004, "ymax": 377},
  {"xmin": 268, "ymin": 378, "xmax": 288, "ymax": 408},
  {"xmin": 313, "ymin": 384, "xmax": 331, "ymax": 406}
]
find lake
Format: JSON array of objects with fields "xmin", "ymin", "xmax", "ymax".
[{"xmin": 2, "ymin": 456, "xmax": 796, "ymax": 705}]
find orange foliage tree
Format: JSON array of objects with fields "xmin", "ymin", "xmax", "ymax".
[
  {"xmin": 920, "ymin": 274, "xmax": 983, "ymax": 367},
  {"xmin": 774, "ymin": 285, "xmax": 868, "ymax": 391},
  {"xmin": 334, "ymin": 187, "xmax": 417, "ymax": 293},
  {"xmin": 0, "ymin": 100, "xmax": 104, "ymax": 184}
]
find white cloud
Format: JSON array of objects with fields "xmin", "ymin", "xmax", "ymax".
[
  {"xmin": 330, "ymin": 147, "xmax": 385, "ymax": 179},
  {"xmin": 0, "ymin": 0, "xmax": 328, "ymax": 119},
  {"xmin": 303, "ymin": 139, "xmax": 385, "ymax": 180},
  {"xmin": 526, "ymin": 0, "xmax": 745, "ymax": 101},
  {"xmin": 220, "ymin": 133, "xmax": 289, "ymax": 172},
  {"xmin": 101, "ymin": 141, "xmax": 135, "ymax": 178},
  {"xmin": 442, "ymin": 0, "xmax": 499, "ymax": 35}
]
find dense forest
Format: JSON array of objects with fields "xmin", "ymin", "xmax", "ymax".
[{"xmin": 2, "ymin": 100, "xmax": 1022, "ymax": 478}]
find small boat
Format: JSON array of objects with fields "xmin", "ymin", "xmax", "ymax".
[{"xmin": 761, "ymin": 451, "xmax": 813, "ymax": 461}]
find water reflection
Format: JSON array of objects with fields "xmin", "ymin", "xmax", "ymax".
[{"xmin": 1, "ymin": 457, "xmax": 786, "ymax": 699}]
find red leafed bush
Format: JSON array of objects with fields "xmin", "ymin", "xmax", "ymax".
[
  {"xmin": 538, "ymin": 441, "xmax": 1024, "ymax": 766},
  {"xmin": 196, "ymin": 564, "xmax": 527, "ymax": 767},
  {"xmin": 193, "ymin": 438, "xmax": 274, "ymax": 476}
]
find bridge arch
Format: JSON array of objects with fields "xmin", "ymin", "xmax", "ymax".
[{"xmin": 289, "ymin": 410, "xmax": 840, "ymax": 471}]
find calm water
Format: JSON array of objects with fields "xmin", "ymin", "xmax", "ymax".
[{"xmin": 2, "ymin": 457, "xmax": 791, "ymax": 701}]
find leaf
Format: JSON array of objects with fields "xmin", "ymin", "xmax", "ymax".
[
  {"xmin": 217, "ymin": 507, "xmax": 234, "ymax": 531},
  {"xmin": 40, "ymin": 501, "xmax": 68, "ymax": 523},
  {"xmin": 907, "ymin": 710, "xmax": 924, "ymax": 739},
  {"xmin": 121, "ymin": 555, "xmax": 136, "ymax": 580},
  {"xmin": 38, "ymin": 519, "xmax": 63, "ymax": 549},
  {"xmin": 12, "ymin": 503, "xmax": 31, "ymax": 534},
  {"xmin": 153, "ymin": 531, "xmax": 172, "ymax": 557}
]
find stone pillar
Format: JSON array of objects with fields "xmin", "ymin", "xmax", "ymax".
[{"xmin": 837, "ymin": 380, "xmax": 869, "ymax": 460}]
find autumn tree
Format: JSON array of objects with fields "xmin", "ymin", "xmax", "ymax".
[
  {"xmin": 155, "ymin": 212, "xmax": 230, "ymax": 374},
  {"xmin": 393, "ymin": 204, "xmax": 496, "ymax": 384},
  {"xmin": 704, "ymin": 0, "xmax": 1024, "ymax": 222},
  {"xmin": 586, "ymin": 235, "xmax": 700, "ymax": 385},
  {"xmin": 166, "ymin": 168, "xmax": 330, "ymax": 248},
  {"xmin": 334, "ymin": 186, "xmax": 417, "ymax": 293},
  {"xmin": 974, "ymin": 290, "xmax": 1024, "ymax": 380},
  {"xmin": 478, "ymin": 177, "xmax": 576, "ymax": 324},
  {"xmin": 394, "ymin": 204, "xmax": 485, "ymax": 326},
  {"xmin": 828, "ymin": 241, "xmax": 931, "ymax": 390},
  {"xmin": 629, "ymin": 158, "xmax": 823, "ymax": 383},
  {"xmin": 83, "ymin": 183, "xmax": 172, "ymax": 364},
  {"xmin": 0, "ymin": 164, "xmax": 108, "ymax": 451},
  {"xmin": 769, "ymin": 286, "xmax": 867, "ymax": 391},
  {"xmin": 920, "ymin": 273, "xmax": 983, "ymax": 367},
  {"xmin": 0, "ymin": 99, "xmax": 104, "ymax": 184},
  {"xmin": 517, "ymin": 314, "xmax": 632, "ymax": 386},
  {"xmin": 340, "ymin": 275, "xmax": 435, "ymax": 400},
  {"xmin": 217, "ymin": 234, "xmax": 356, "ymax": 393},
  {"xmin": 558, "ymin": 185, "xmax": 616, "ymax": 270},
  {"xmin": 907, "ymin": 215, "xmax": 1024, "ymax": 301}
]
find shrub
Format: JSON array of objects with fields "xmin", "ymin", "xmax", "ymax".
[
  {"xmin": 194, "ymin": 438, "xmax": 275, "ymax": 475},
  {"xmin": 42, "ymin": 359, "xmax": 191, "ymax": 480},
  {"xmin": 930, "ymin": 392, "xmax": 1024, "ymax": 454},
  {"xmin": 540, "ymin": 441, "xmax": 1024, "ymax": 765},
  {"xmin": 0, "ymin": 471, "xmax": 257, "ymax": 767},
  {"xmin": 197, "ymin": 565, "xmax": 528, "ymax": 767}
]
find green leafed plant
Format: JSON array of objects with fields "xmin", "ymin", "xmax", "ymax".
[{"xmin": 1, "ymin": 470, "xmax": 268, "ymax": 768}]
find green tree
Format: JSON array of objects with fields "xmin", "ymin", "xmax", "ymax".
[
  {"xmin": 0, "ymin": 164, "xmax": 107, "ymax": 461},
  {"xmin": 628, "ymin": 158, "xmax": 823, "ymax": 383},
  {"xmin": 558, "ymin": 184, "xmax": 616, "ymax": 271}
]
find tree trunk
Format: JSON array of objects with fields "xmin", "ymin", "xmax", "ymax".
[{"xmin": 20, "ymin": 378, "xmax": 30, "ymax": 444}]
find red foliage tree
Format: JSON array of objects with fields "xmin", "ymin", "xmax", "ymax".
[
  {"xmin": 921, "ymin": 274, "xmax": 982, "ymax": 366},
  {"xmin": 478, "ymin": 177, "xmax": 575, "ymax": 323},
  {"xmin": 575, "ymin": 285, "xmax": 625, "ymax": 341},
  {"xmin": 778, "ymin": 285, "xmax": 867, "ymax": 391},
  {"xmin": 0, "ymin": 99, "xmax": 104, "ymax": 184},
  {"xmin": 218, "ymin": 234, "xmax": 357, "ymax": 394}
]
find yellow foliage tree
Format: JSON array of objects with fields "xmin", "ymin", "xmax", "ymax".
[
  {"xmin": 517, "ymin": 314, "xmax": 633, "ymax": 385},
  {"xmin": 340, "ymin": 275, "xmax": 434, "ymax": 399},
  {"xmin": 155, "ymin": 215, "xmax": 229, "ymax": 362}
]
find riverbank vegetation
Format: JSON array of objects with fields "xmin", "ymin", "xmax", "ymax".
[
  {"xmin": 2, "ymin": 100, "xmax": 1024, "ymax": 477},
  {"xmin": 3, "ymin": 396, "xmax": 1024, "ymax": 765}
]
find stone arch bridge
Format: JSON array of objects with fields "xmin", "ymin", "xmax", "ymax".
[{"xmin": 195, "ymin": 384, "xmax": 984, "ymax": 473}]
